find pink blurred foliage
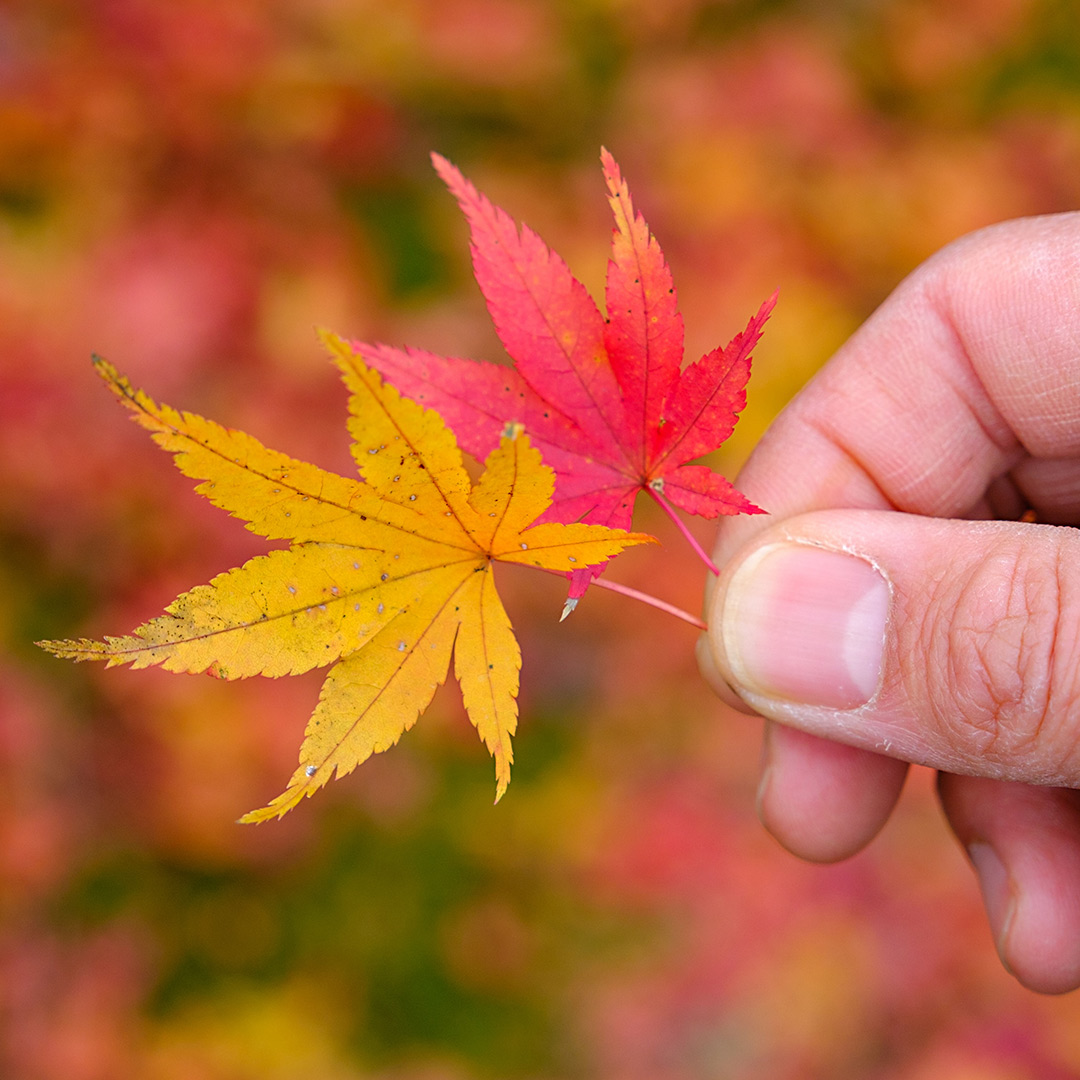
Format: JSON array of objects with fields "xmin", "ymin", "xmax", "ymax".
[
  {"xmin": 91, "ymin": 0, "xmax": 275, "ymax": 95},
  {"xmin": 0, "ymin": 664, "xmax": 82, "ymax": 913},
  {"xmin": 419, "ymin": 0, "xmax": 558, "ymax": 85},
  {"xmin": 0, "ymin": 926, "xmax": 148, "ymax": 1080},
  {"xmin": 83, "ymin": 214, "xmax": 262, "ymax": 392},
  {"xmin": 572, "ymin": 766, "xmax": 1046, "ymax": 1078},
  {"xmin": 3, "ymin": 0, "xmax": 1080, "ymax": 1076},
  {"xmin": 89, "ymin": 669, "xmax": 320, "ymax": 863}
]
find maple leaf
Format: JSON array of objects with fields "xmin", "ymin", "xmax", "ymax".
[
  {"xmin": 360, "ymin": 149, "xmax": 775, "ymax": 606},
  {"xmin": 39, "ymin": 333, "xmax": 654, "ymax": 820}
]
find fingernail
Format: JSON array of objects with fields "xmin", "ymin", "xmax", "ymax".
[
  {"xmin": 967, "ymin": 842, "xmax": 1016, "ymax": 962},
  {"xmin": 719, "ymin": 543, "xmax": 889, "ymax": 709}
]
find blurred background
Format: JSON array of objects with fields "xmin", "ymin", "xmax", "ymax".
[{"xmin": 4, "ymin": 0, "xmax": 1080, "ymax": 1076}]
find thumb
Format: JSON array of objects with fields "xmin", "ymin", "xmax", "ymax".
[{"xmin": 705, "ymin": 510, "xmax": 1080, "ymax": 785}]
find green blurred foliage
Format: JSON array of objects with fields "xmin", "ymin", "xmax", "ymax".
[{"xmin": 5, "ymin": 0, "xmax": 1080, "ymax": 1077}]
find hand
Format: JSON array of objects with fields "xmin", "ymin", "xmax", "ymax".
[{"xmin": 698, "ymin": 213, "xmax": 1080, "ymax": 994}]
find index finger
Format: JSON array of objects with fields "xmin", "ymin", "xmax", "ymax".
[{"xmin": 711, "ymin": 211, "xmax": 1080, "ymax": 573}]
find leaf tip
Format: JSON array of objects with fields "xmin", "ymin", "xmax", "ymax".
[
  {"xmin": 36, "ymin": 637, "xmax": 103, "ymax": 662},
  {"xmin": 36, "ymin": 638, "xmax": 72, "ymax": 658},
  {"xmin": 600, "ymin": 146, "xmax": 626, "ymax": 197},
  {"xmin": 430, "ymin": 150, "xmax": 464, "ymax": 193},
  {"xmin": 315, "ymin": 325, "xmax": 345, "ymax": 353},
  {"xmin": 237, "ymin": 798, "xmax": 292, "ymax": 826},
  {"xmin": 318, "ymin": 327, "xmax": 379, "ymax": 389},
  {"xmin": 89, "ymin": 354, "xmax": 123, "ymax": 392}
]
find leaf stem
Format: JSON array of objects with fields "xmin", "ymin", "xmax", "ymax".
[
  {"xmin": 533, "ymin": 568, "xmax": 706, "ymax": 630},
  {"xmin": 646, "ymin": 486, "xmax": 721, "ymax": 576},
  {"xmin": 588, "ymin": 576, "xmax": 707, "ymax": 629}
]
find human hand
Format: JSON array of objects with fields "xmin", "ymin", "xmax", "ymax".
[{"xmin": 698, "ymin": 213, "xmax": 1080, "ymax": 994}]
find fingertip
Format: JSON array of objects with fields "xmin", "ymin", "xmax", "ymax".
[
  {"xmin": 1002, "ymin": 879, "xmax": 1080, "ymax": 994},
  {"xmin": 940, "ymin": 776, "xmax": 1080, "ymax": 994},
  {"xmin": 758, "ymin": 725, "xmax": 908, "ymax": 863}
]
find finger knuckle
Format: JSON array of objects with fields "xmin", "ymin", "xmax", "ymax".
[{"xmin": 925, "ymin": 534, "xmax": 1080, "ymax": 777}]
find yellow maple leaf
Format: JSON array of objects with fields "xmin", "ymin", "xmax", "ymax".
[{"xmin": 39, "ymin": 332, "xmax": 654, "ymax": 820}]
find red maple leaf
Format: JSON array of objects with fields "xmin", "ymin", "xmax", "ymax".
[{"xmin": 359, "ymin": 149, "xmax": 774, "ymax": 606}]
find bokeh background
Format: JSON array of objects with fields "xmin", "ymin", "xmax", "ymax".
[{"xmin": 5, "ymin": 1, "xmax": 1080, "ymax": 1076}]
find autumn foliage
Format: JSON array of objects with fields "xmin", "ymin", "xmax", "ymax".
[
  {"xmin": 363, "ymin": 152, "xmax": 773, "ymax": 604},
  {"xmin": 8, "ymin": 1, "xmax": 1080, "ymax": 1078},
  {"xmin": 42, "ymin": 150, "xmax": 773, "ymax": 819},
  {"xmin": 43, "ymin": 337, "xmax": 653, "ymax": 815}
]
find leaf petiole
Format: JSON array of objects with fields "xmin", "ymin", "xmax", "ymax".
[
  {"xmin": 646, "ymin": 485, "xmax": 721, "ymax": 576},
  {"xmin": 585, "ymin": 576, "xmax": 707, "ymax": 630},
  {"xmin": 535, "ymin": 568, "xmax": 706, "ymax": 630}
]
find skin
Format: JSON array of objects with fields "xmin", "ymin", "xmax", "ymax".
[{"xmin": 699, "ymin": 213, "xmax": 1080, "ymax": 995}]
